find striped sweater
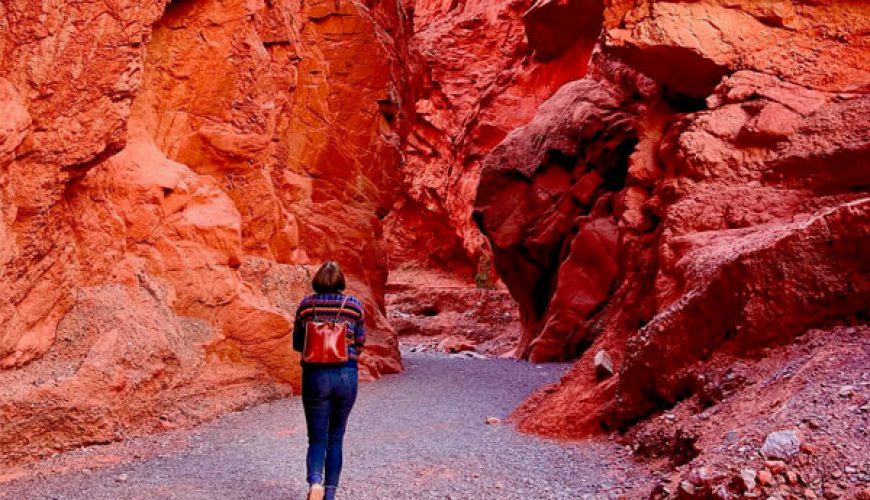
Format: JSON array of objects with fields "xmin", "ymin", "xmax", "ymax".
[{"xmin": 292, "ymin": 293, "xmax": 365, "ymax": 368}]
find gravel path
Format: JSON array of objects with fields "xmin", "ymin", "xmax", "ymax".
[{"xmin": 0, "ymin": 351, "xmax": 651, "ymax": 499}]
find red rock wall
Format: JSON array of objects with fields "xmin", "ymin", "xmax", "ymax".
[
  {"xmin": 0, "ymin": 0, "xmax": 407, "ymax": 464},
  {"xmin": 474, "ymin": 0, "xmax": 870, "ymax": 435},
  {"xmin": 384, "ymin": 0, "xmax": 599, "ymax": 276}
]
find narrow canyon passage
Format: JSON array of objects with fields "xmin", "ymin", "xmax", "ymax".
[
  {"xmin": 1, "ymin": 0, "xmax": 868, "ymax": 497},
  {"xmin": 0, "ymin": 352, "xmax": 653, "ymax": 500}
]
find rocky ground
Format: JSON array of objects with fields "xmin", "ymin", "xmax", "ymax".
[
  {"xmin": 0, "ymin": 351, "xmax": 652, "ymax": 500},
  {"xmin": 627, "ymin": 325, "xmax": 870, "ymax": 498}
]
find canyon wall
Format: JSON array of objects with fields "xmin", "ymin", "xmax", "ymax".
[
  {"xmin": 475, "ymin": 0, "xmax": 870, "ymax": 437},
  {"xmin": 1, "ymin": 0, "xmax": 868, "ymax": 486},
  {"xmin": 384, "ymin": 0, "xmax": 600, "ymax": 276},
  {"xmin": 0, "ymin": 0, "xmax": 406, "ymax": 464}
]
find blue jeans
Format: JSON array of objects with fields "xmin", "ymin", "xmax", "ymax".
[{"xmin": 302, "ymin": 365, "xmax": 358, "ymax": 492}]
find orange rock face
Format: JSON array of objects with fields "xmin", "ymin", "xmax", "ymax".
[
  {"xmin": 0, "ymin": 0, "xmax": 405, "ymax": 464},
  {"xmin": 604, "ymin": 0, "xmax": 870, "ymax": 97},
  {"xmin": 475, "ymin": 0, "xmax": 870, "ymax": 436}
]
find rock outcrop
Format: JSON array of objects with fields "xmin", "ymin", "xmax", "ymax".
[
  {"xmin": 469, "ymin": 3, "xmax": 870, "ymax": 493},
  {"xmin": 384, "ymin": 0, "xmax": 601, "ymax": 276},
  {"xmin": 604, "ymin": 0, "xmax": 870, "ymax": 98},
  {"xmin": 0, "ymin": 0, "xmax": 405, "ymax": 464},
  {"xmin": 386, "ymin": 269, "xmax": 521, "ymax": 357},
  {"xmin": 475, "ymin": 0, "xmax": 870, "ymax": 438}
]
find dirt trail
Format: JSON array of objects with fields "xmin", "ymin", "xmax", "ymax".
[{"xmin": 0, "ymin": 351, "xmax": 652, "ymax": 499}]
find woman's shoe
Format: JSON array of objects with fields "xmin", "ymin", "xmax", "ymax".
[{"xmin": 307, "ymin": 484, "xmax": 325, "ymax": 500}]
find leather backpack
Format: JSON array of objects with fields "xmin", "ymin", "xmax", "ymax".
[{"xmin": 303, "ymin": 295, "xmax": 350, "ymax": 363}]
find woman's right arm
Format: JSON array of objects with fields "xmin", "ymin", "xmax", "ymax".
[{"xmin": 354, "ymin": 301, "xmax": 366, "ymax": 353}]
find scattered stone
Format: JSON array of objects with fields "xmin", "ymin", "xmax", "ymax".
[
  {"xmin": 856, "ymin": 486, "xmax": 870, "ymax": 500},
  {"xmin": 484, "ymin": 416, "xmax": 501, "ymax": 425},
  {"xmin": 115, "ymin": 474, "xmax": 128, "ymax": 483},
  {"xmin": 688, "ymin": 466, "xmax": 718, "ymax": 486},
  {"xmin": 844, "ymin": 466, "xmax": 857, "ymax": 474},
  {"xmin": 838, "ymin": 385, "xmax": 854, "ymax": 398},
  {"xmin": 649, "ymin": 483, "xmax": 670, "ymax": 499},
  {"xmin": 800, "ymin": 443, "xmax": 818, "ymax": 455},
  {"xmin": 712, "ymin": 484, "xmax": 732, "ymax": 500},
  {"xmin": 678, "ymin": 480, "xmax": 696, "ymax": 496},
  {"xmin": 437, "ymin": 335, "xmax": 476, "ymax": 354},
  {"xmin": 757, "ymin": 469, "xmax": 774, "ymax": 485},
  {"xmin": 804, "ymin": 489, "xmax": 819, "ymax": 499},
  {"xmin": 735, "ymin": 469, "xmax": 757, "ymax": 492},
  {"xmin": 765, "ymin": 460, "xmax": 786, "ymax": 474},
  {"xmin": 823, "ymin": 484, "xmax": 843, "ymax": 499},
  {"xmin": 724, "ymin": 430, "xmax": 739, "ymax": 444},
  {"xmin": 593, "ymin": 350, "xmax": 614, "ymax": 380},
  {"xmin": 831, "ymin": 470, "xmax": 842, "ymax": 479},
  {"xmin": 761, "ymin": 430, "xmax": 801, "ymax": 460},
  {"xmin": 451, "ymin": 351, "xmax": 488, "ymax": 360},
  {"xmin": 785, "ymin": 471, "xmax": 799, "ymax": 485}
]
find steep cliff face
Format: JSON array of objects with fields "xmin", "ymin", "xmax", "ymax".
[
  {"xmin": 0, "ymin": 0, "xmax": 406, "ymax": 464},
  {"xmin": 475, "ymin": 0, "xmax": 870, "ymax": 440},
  {"xmin": 384, "ymin": 0, "xmax": 599, "ymax": 276}
]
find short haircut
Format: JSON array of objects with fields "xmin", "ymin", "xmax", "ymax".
[{"xmin": 312, "ymin": 261, "xmax": 346, "ymax": 294}]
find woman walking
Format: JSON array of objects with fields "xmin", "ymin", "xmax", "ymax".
[{"xmin": 293, "ymin": 261, "xmax": 365, "ymax": 500}]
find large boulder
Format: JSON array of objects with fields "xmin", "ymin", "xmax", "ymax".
[{"xmin": 474, "ymin": 66, "xmax": 645, "ymax": 362}]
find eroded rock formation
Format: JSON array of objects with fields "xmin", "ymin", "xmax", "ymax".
[
  {"xmin": 384, "ymin": 0, "xmax": 600, "ymax": 276},
  {"xmin": 474, "ymin": 0, "xmax": 870, "ymax": 451},
  {"xmin": 0, "ymin": 0, "xmax": 405, "ymax": 464}
]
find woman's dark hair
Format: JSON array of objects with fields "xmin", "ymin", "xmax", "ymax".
[{"xmin": 312, "ymin": 261, "xmax": 346, "ymax": 294}]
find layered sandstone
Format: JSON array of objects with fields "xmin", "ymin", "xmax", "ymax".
[{"xmin": 0, "ymin": 0, "xmax": 405, "ymax": 464}]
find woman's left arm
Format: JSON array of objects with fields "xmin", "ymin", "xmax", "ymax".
[{"xmin": 292, "ymin": 301, "xmax": 306, "ymax": 353}]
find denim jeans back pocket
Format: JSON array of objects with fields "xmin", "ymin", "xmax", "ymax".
[
  {"xmin": 303, "ymin": 370, "xmax": 331, "ymax": 400},
  {"xmin": 338, "ymin": 368, "xmax": 358, "ymax": 398}
]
